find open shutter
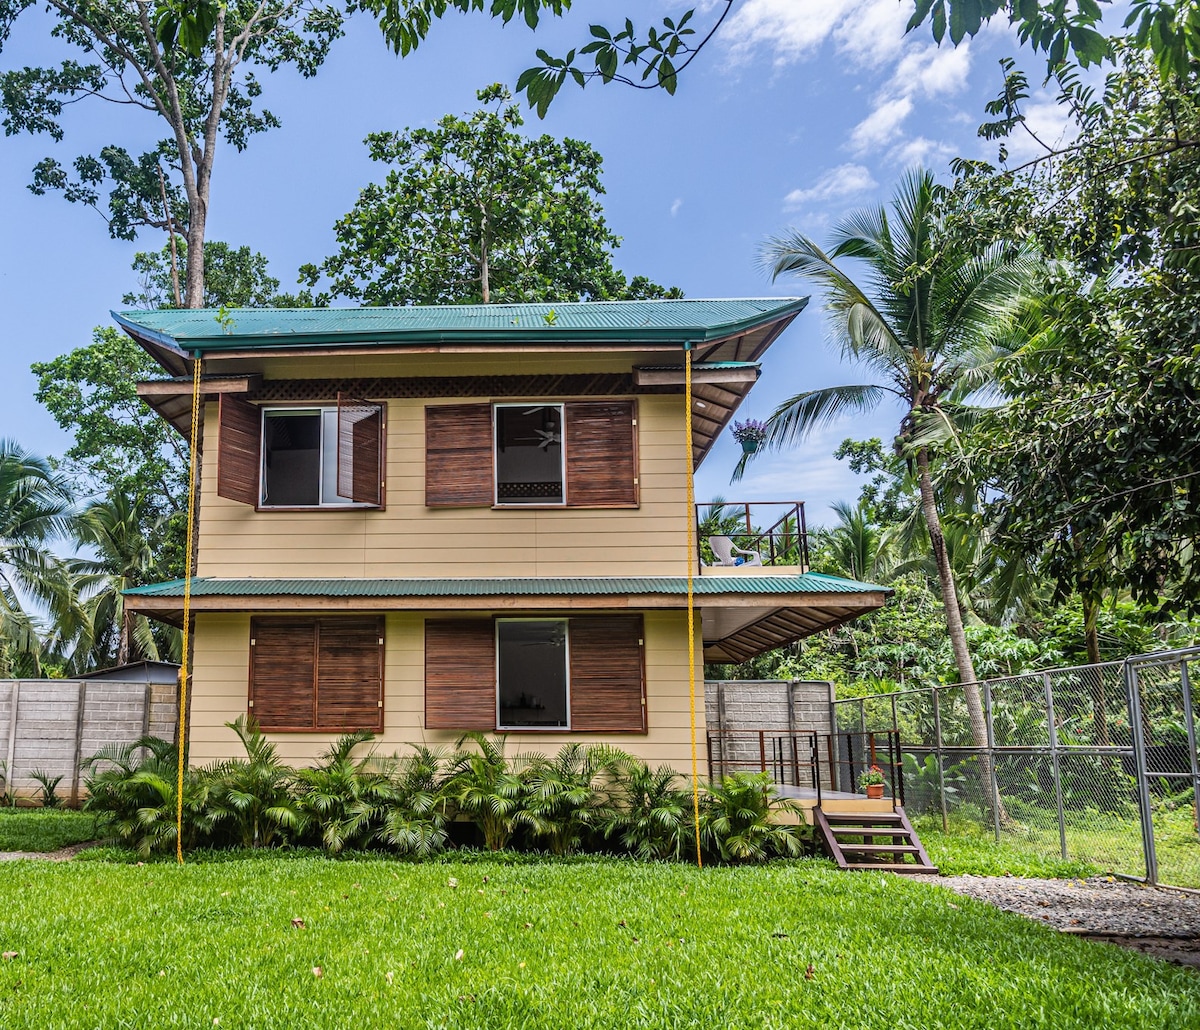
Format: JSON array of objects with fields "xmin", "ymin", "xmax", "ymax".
[
  {"xmin": 316, "ymin": 616, "xmax": 384, "ymax": 731},
  {"xmin": 337, "ymin": 393, "xmax": 385, "ymax": 507},
  {"xmin": 569, "ymin": 615, "xmax": 646, "ymax": 732},
  {"xmin": 425, "ymin": 619, "xmax": 496, "ymax": 729},
  {"xmin": 565, "ymin": 401, "xmax": 638, "ymax": 507},
  {"xmin": 217, "ymin": 394, "xmax": 262, "ymax": 505},
  {"xmin": 250, "ymin": 618, "xmax": 316, "ymax": 730},
  {"xmin": 425, "ymin": 403, "xmax": 493, "ymax": 507}
]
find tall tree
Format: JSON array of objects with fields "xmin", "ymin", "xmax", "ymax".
[
  {"xmin": 0, "ymin": 442, "xmax": 76, "ymax": 674},
  {"xmin": 0, "ymin": 0, "xmax": 343, "ymax": 305},
  {"xmin": 303, "ymin": 85, "xmax": 679, "ymax": 305},
  {"xmin": 744, "ymin": 169, "xmax": 1039, "ymax": 764},
  {"xmin": 68, "ymin": 491, "xmax": 174, "ymax": 670}
]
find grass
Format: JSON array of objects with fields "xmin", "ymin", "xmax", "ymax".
[
  {"xmin": 0, "ymin": 855, "xmax": 1197, "ymax": 1029},
  {"xmin": 0, "ymin": 808, "xmax": 96, "ymax": 853},
  {"xmin": 914, "ymin": 815, "xmax": 1101, "ymax": 878}
]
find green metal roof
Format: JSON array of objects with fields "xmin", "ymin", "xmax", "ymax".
[
  {"xmin": 124, "ymin": 573, "xmax": 888, "ymax": 599},
  {"xmin": 112, "ymin": 298, "xmax": 808, "ymax": 354}
]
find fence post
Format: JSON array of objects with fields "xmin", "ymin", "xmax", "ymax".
[
  {"xmin": 1126, "ymin": 659, "xmax": 1158, "ymax": 884},
  {"xmin": 1043, "ymin": 671, "xmax": 1068, "ymax": 861},
  {"xmin": 933, "ymin": 686, "xmax": 948, "ymax": 833},
  {"xmin": 982, "ymin": 682, "xmax": 1001, "ymax": 844},
  {"xmin": 5, "ymin": 682, "xmax": 18, "ymax": 795},
  {"xmin": 70, "ymin": 682, "xmax": 87, "ymax": 808},
  {"xmin": 1177, "ymin": 658, "xmax": 1200, "ymax": 851}
]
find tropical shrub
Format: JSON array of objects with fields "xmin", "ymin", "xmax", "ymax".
[
  {"xmin": 524, "ymin": 743, "xmax": 627, "ymax": 855},
  {"xmin": 447, "ymin": 733, "xmax": 531, "ymax": 851},
  {"xmin": 603, "ymin": 760, "xmax": 694, "ymax": 861},
  {"xmin": 30, "ymin": 769, "xmax": 64, "ymax": 808},
  {"xmin": 205, "ymin": 716, "xmax": 302, "ymax": 848},
  {"xmin": 699, "ymin": 772, "xmax": 804, "ymax": 863},
  {"xmin": 82, "ymin": 735, "xmax": 213, "ymax": 857},
  {"xmin": 292, "ymin": 731, "xmax": 398, "ymax": 854},
  {"xmin": 381, "ymin": 745, "xmax": 455, "ymax": 857}
]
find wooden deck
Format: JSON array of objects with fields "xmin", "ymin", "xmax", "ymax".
[{"xmin": 775, "ymin": 785, "xmax": 897, "ymax": 821}]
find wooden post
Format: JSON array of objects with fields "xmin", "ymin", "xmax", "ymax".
[{"xmin": 142, "ymin": 684, "xmax": 153, "ymax": 739}]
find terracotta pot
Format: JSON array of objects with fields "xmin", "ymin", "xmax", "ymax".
[{"xmin": 865, "ymin": 783, "xmax": 885, "ymax": 799}]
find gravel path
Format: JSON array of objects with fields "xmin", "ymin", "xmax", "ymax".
[
  {"xmin": 0, "ymin": 841, "xmax": 96, "ymax": 862},
  {"xmin": 914, "ymin": 873, "xmax": 1200, "ymax": 969}
]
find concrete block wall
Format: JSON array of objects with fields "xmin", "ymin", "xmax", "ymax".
[
  {"xmin": 0, "ymin": 680, "xmax": 178, "ymax": 804},
  {"xmin": 704, "ymin": 679, "xmax": 834, "ymax": 786}
]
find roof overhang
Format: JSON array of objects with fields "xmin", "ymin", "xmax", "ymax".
[{"xmin": 124, "ymin": 575, "xmax": 889, "ymax": 662}]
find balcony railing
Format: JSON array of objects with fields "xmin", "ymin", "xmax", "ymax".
[{"xmin": 696, "ymin": 500, "xmax": 810, "ymax": 570}]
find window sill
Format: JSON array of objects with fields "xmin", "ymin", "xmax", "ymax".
[{"xmin": 255, "ymin": 504, "xmax": 381, "ymax": 512}]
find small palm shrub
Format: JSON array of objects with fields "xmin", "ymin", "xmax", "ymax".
[
  {"xmin": 292, "ymin": 731, "xmax": 398, "ymax": 854},
  {"xmin": 603, "ymin": 759, "xmax": 694, "ymax": 861},
  {"xmin": 700, "ymin": 772, "xmax": 804, "ymax": 863},
  {"xmin": 524, "ymin": 743, "xmax": 627, "ymax": 855},
  {"xmin": 30, "ymin": 769, "xmax": 64, "ymax": 808},
  {"xmin": 381, "ymin": 745, "xmax": 455, "ymax": 857},
  {"xmin": 82, "ymin": 736, "xmax": 214, "ymax": 857},
  {"xmin": 447, "ymin": 733, "xmax": 531, "ymax": 851},
  {"xmin": 206, "ymin": 717, "xmax": 302, "ymax": 848}
]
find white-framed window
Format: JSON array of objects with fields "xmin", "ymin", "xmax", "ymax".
[
  {"xmin": 260, "ymin": 407, "xmax": 357, "ymax": 508},
  {"xmin": 495, "ymin": 618, "xmax": 570, "ymax": 730},
  {"xmin": 493, "ymin": 403, "xmax": 565, "ymax": 506}
]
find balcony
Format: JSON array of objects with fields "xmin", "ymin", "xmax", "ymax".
[{"xmin": 695, "ymin": 500, "xmax": 810, "ymax": 575}]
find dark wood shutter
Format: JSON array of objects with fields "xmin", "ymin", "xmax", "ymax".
[
  {"xmin": 250, "ymin": 618, "xmax": 316, "ymax": 731},
  {"xmin": 569, "ymin": 615, "xmax": 646, "ymax": 732},
  {"xmin": 425, "ymin": 619, "xmax": 496, "ymax": 730},
  {"xmin": 316, "ymin": 617, "xmax": 384, "ymax": 731},
  {"xmin": 217, "ymin": 394, "xmax": 262, "ymax": 505},
  {"xmin": 425, "ymin": 404, "xmax": 494, "ymax": 507},
  {"xmin": 565, "ymin": 401, "xmax": 638, "ymax": 507},
  {"xmin": 337, "ymin": 393, "xmax": 385, "ymax": 507}
]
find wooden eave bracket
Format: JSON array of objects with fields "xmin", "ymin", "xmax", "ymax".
[
  {"xmin": 632, "ymin": 365, "xmax": 760, "ymax": 386},
  {"xmin": 137, "ymin": 374, "xmax": 262, "ymax": 441}
]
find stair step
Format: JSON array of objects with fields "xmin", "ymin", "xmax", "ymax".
[
  {"xmin": 846, "ymin": 863, "xmax": 939, "ymax": 874},
  {"xmin": 826, "ymin": 819, "xmax": 904, "ymax": 830},
  {"xmin": 822, "ymin": 811, "xmax": 901, "ymax": 823},
  {"xmin": 828, "ymin": 823, "xmax": 909, "ymax": 834},
  {"xmin": 838, "ymin": 843, "xmax": 922, "ymax": 855}
]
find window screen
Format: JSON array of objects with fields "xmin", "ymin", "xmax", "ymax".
[
  {"xmin": 497, "ymin": 619, "xmax": 569, "ymax": 729},
  {"xmin": 494, "ymin": 405, "xmax": 564, "ymax": 504}
]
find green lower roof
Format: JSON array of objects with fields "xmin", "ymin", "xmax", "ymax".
[
  {"xmin": 112, "ymin": 298, "xmax": 808, "ymax": 354},
  {"xmin": 124, "ymin": 574, "xmax": 888, "ymax": 599}
]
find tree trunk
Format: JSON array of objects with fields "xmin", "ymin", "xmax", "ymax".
[
  {"xmin": 185, "ymin": 213, "xmax": 207, "ymax": 308},
  {"xmin": 480, "ymin": 221, "xmax": 490, "ymax": 303},
  {"xmin": 118, "ymin": 608, "xmax": 131, "ymax": 667},
  {"xmin": 915, "ymin": 449, "xmax": 1009, "ymax": 824},
  {"xmin": 1083, "ymin": 595, "xmax": 1109, "ymax": 745}
]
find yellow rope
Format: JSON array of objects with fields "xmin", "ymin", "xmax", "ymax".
[
  {"xmin": 176, "ymin": 352, "xmax": 202, "ymax": 865},
  {"xmin": 684, "ymin": 344, "xmax": 702, "ymax": 868}
]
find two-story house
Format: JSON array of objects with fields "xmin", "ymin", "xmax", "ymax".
[{"xmin": 118, "ymin": 300, "xmax": 890, "ymax": 774}]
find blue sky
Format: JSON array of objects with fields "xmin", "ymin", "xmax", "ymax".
[{"xmin": 0, "ymin": 1, "xmax": 1072, "ymax": 521}]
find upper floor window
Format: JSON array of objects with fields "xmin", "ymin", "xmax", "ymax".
[
  {"xmin": 494, "ymin": 404, "xmax": 564, "ymax": 505},
  {"xmin": 216, "ymin": 393, "xmax": 385, "ymax": 509},
  {"xmin": 426, "ymin": 400, "xmax": 638, "ymax": 509}
]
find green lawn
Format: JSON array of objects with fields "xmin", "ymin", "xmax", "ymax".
[
  {"xmin": 0, "ymin": 856, "xmax": 1196, "ymax": 1029},
  {"xmin": 0, "ymin": 808, "xmax": 96, "ymax": 852}
]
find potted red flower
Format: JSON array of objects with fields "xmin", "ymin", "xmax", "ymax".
[{"xmin": 858, "ymin": 764, "xmax": 886, "ymax": 799}]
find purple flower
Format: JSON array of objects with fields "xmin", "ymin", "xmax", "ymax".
[{"xmin": 731, "ymin": 419, "xmax": 768, "ymax": 445}]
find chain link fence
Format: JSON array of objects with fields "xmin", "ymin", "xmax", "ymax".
[{"xmin": 834, "ymin": 648, "xmax": 1200, "ymax": 888}]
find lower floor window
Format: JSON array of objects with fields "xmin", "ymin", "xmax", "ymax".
[
  {"xmin": 497, "ymin": 620, "xmax": 569, "ymax": 729},
  {"xmin": 425, "ymin": 614, "xmax": 646, "ymax": 733},
  {"xmin": 249, "ymin": 616, "xmax": 383, "ymax": 732}
]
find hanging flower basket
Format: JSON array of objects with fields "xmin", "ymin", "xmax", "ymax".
[{"xmin": 732, "ymin": 419, "xmax": 767, "ymax": 455}]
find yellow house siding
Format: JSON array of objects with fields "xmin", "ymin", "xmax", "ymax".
[
  {"xmin": 195, "ymin": 393, "xmax": 691, "ymax": 579},
  {"xmin": 187, "ymin": 610, "xmax": 707, "ymax": 774}
]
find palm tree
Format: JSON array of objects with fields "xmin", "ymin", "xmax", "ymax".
[
  {"xmin": 0, "ymin": 440, "xmax": 76, "ymax": 672},
  {"xmin": 69, "ymin": 491, "xmax": 174, "ymax": 670},
  {"xmin": 819, "ymin": 500, "xmax": 894, "ymax": 583},
  {"xmin": 749, "ymin": 169, "xmax": 1039, "ymax": 765}
]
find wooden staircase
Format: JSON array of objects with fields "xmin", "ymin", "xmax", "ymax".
[{"xmin": 813, "ymin": 807, "xmax": 938, "ymax": 874}]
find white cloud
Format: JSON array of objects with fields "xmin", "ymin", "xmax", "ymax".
[
  {"xmin": 888, "ymin": 136, "xmax": 955, "ymax": 167},
  {"xmin": 891, "ymin": 43, "xmax": 973, "ymax": 99},
  {"xmin": 723, "ymin": 0, "xmax": 859, "ymax": 66},
  {"xmin": 831, "ymin": 0, "xmax": 912, "ymax": 66},
  {"xmin": 849, "ymin": 96, "xmax": 913, "ymax": 154},
  {"xmin": 670, "ymin": 197, "xmax": 683, "ymax": 217},
  {"xmin": 784, "ymin": 163, "xmax": 877, "ymax": 208}
]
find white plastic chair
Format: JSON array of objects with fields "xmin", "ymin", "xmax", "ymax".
[{"xmin": 708, "ymin": 535, "xmax": 763, "ymax": 567}]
